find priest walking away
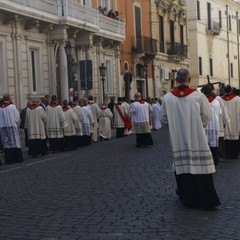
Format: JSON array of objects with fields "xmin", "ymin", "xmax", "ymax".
[{"xmin": 159, "ymin": 68, "xmax": 220, "ymax": 210}]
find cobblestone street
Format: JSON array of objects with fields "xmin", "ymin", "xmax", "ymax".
[{"xmin": 0, "ymin": 126, "xmax": 240, "ymax": 240}]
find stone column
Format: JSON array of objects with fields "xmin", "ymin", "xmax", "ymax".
[{"xmin": 59, "ymin": 41, "xmax": 69, "ymax": 101}]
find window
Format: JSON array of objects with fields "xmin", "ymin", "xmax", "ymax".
[
  {"xmin": 219, "ymin": 10, "xmax": 222, "ymax": 28},
  {"xmin": 199, "ymin": 57, "xmax": 202, "ymax": 75},
  {"xmin": 0, "ymin": 42, "xmax": 6, "ymax": 94},
  {"xmin": 170, "ymin": 20, "xmax": 175, "ymax": 44},
  {"xmin": 135, "ymin": 6, "xmax": 142, "ymax": 50},
  {"xmin": 101, "ymin": 0, "xmax": 110, "ymax": 11},
  {"xmin": 207, "ymin": 2, "xmax": 211, "ymax": 30},
  {"xmin": 180, "ymin": 25, "xmax": 184, "ymax": 44},
  {"xmin": 82, "ymin": 0, "xmax": 91, "ymax": 7},
  {"xmin": 159, "ymin": 16, "xmax": 164, "ymax": 52},
  {"xmin": 106, "ymin": 60, "xmax": 113, "ymax": 93},
  {"xmin": 30, "ymin": 49, "xmax": 39, "ymax": 93},
  {"xmin": 229, "ymin": 15, "xmax": 232, "ymax": 31},
  {"xmin": 209, "ymin": 58, "xmax": 213, "ymax": 76},
  {"xmin": 238, "ymin": 19, "xmax": 240, "ymax": 34},
  {"xmin": 231, "ymin": 63, "xmax": 233, "ymax": 78},
  {"xmin": 197, "ymin": 1, "xmax": 201, "ymax": 20}
]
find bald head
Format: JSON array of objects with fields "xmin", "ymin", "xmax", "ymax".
[
  {"xmin": 176, "ymin": 69, "xmax": 191, "ymax": 84},
  {"xmin": 134, "ymin": 92, "xmax": 141, "ymax": 100}
]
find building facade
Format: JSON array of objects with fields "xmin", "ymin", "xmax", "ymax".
[
  {"xmin": 0, "ymin": 0, "xmax": 125, "ymax": 109},
  {"xmin": 187, "ymin": 0, "xmax": 240, "ymax": 89}
]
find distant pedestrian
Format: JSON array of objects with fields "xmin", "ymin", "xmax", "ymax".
[
  {"xmin": 62, "ymin": 99, "xmax": 78, "ymax": 151},
  {"xmin": 201, "ymin": 85, "xmax": 221, "ymax": 166},
  {"xmin": 25, "ymin": 98, "xmax": 47, "ymax": 157},
  {"xmin": 45, "ymin": 95, "xmax": 68, "ymax": 153},
  {"xmin": 0, "ymin": 94, "xmax": 24, "ymax": 164},
  {"xmin": 99, "ymin": 102, "xmax": 113, "ymax": 141},
  {"xmin": 88, "ymin": 96, "xmax": 100, "ymax": 143},
  {"xmin": 80, "ymin": 98, "xmax": 94, "ymax": 146},
  {"xmin": 130, "ymin": 92, "xmax": 153, "ymax": 147},
  {"xmin": 160, "ymin": 68, "xmax": 220, "ymax": 210},
  {"xmin": 113, "ymin": 97, "xmax": 126, "ymax": 138},
  {"xmin": 221, "ymin": 85, "xmax": 240, "ymax": 159}
]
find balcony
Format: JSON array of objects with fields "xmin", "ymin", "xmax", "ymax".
[
  {"xmin": 206, "ymin": 21, "xmax": 221, "ymax": 36},
  {"xmin": 0, "ymin": 0, "xmax": 125, "ymax": 42},
  {"xmin": 132, "ymin": 36, "xmax": 157, "ymax": 56},
  {"xmin": 167, "ymin": 42, "xmax": 188, "ymax": 60}
]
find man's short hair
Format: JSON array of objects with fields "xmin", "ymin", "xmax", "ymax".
[
  {"xmin": 3, "ymin": 94, "xmax": 10, "ymax": 102},
  {"xmin": 176, "ymin": 69, "xmax": 190, "ymax": 84},
  {"xmin": 51, "ymin": 95, "xmax": 57, "ymax": 102},
  {"xmin": 88, "ymin": 95, "xmax": 93, "ymax": 101},
  {"xmin": 224, "ymin": 85, "xmax": 232, "ymax": 94}
]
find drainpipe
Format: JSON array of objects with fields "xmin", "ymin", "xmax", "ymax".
[
  {"xmin": 237, "ymin": 11, "xmax": 240, "ymax": 88},
  {"xmin": 226, "ymin": 5, "xmax": 231, "ymax": 85}
]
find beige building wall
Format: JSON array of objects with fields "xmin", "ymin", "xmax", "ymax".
[
  {"xmin": 152, "ymin": 0, "xmax": 190, "ymax": 96},
  {"xmin": 187, "ymin": 0, "xmax": 240, "ymax": 89}
]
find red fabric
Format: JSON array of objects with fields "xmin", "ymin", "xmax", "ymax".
[
  {"xmin": 222, "ymin": 94, "xmax": 236, "ymax": 101},
  {"xmin": 101, "ymin": 106, "xmax": 108, "ymax": 110},
  {"xmin": 0, "ymin": 102, "xmax": 12, "ymax": 108},
  {"xmin": 28, "ymin": 103, "xmax": 39, "ymax": 110},
  {"xmin": 69, "ymin": 103, "xmax": 77, "ymax": 108},
  {"xmin": 62, "ymin": 106, "xmax": 70, "ymax": 112},
  {"xmin": 49, "ymin": 103, "xmax": 60, "ymax": 107},
  {"xmin": 171, "ymin": 87, "xmax": 196, "ymax": 97},
  {"xmin": 207, "ymin": 96, "xmax": 215, "ymax": 103},
  {"xmin": 136, "ymin": 100, "xmax": 145, "ymax": 104},
  {"xmin": 114, "ymin": 104, "xmax": 132, "ymax": 130}
]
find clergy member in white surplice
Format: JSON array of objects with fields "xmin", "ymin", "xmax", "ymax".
[
  {"xmin": 221, "ymin": 85, "xmax": 240, "ymax": 159},
  {"xmin": 87, "ymin": 95, "xmax": 100, "ymax": 143},
  {"xmin": 99, "ymin": 102, "xmax": 113, "ymax": 141},
  {"xmin": 45, "ymin": 95, "xmax": 68, "ymax": 153},
  {"xmin": 121, "ymin": 97, "xmax": 132, "ymax": 136},
  {"xmin": 130, "ymin": 93, "xmax": 153, "ymax": 147},
  {"xmin": 62, "ymin": 99, "xmax": 78, "ymax": 151},
  {"xmin": 215, "ymin": 94, "xmax": 230, "ymax": 158},
  {"xmin": 159, "ymin": 68, "xmax": 220, "ymax": 210},
  {"xmin": 201, "ymin": 85, "xmax": 222, "ymax": 166},
  {"xmin": 69, "ymin": 97, "xmax": 84, "ymax": 147},
  {"xmin": 25, "ymin": 98, "xmax": 47, "ymax": 157},
  {"xmin": 0, "ymin": 94, "xmax": 23, "ymax": 164},
  {"xmin": 151, "ymin": 99, "xmax": 161, "ymax": 130},
  {"xmin": 79, "ymin": 98, "xmax": 94, "ymax": 146}
]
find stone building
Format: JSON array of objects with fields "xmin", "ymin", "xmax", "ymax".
[
  {"xmin": 0, "ymin": 0, "xmax": 125, "ymax": 109},
  {"xmin": 187, "ymin": 0, "xmax": 240, "ymax": 90}
]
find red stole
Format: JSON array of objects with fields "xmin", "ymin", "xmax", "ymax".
[
  {"xmin": 69, "ymin": 102, "xmax": 77, "ymax": 108},
  {"xmin": 222, "ymin": 94, "xmax": 236, "ymax": 101},
  {"xmin": 28, "ymin": 103, "xmax": 39, "ymax": 110},
  {"xmin": 207, "ymin": 96, "xmax": 215, "ymax": 103},
  {"xmin": 101, "ymin": 106, "xmax": 108, "ymax": 110},
  {"xmin": 171, "ymin": 87, "xmax": 196, "ymax": 97},
  {"xmin": 136, "ymin": 99, "xmax": 145, "ymax": 104},
  {"xmin": 0, "ymin": 102, "xmax": 12, "ymax": 108},
  {"xmin": 49, "ymin": 103, "xmax": 60, "ymax": 107},
  {"xmin": 62, "ymin": 106, "xmax": 70, "ymax": 112}
]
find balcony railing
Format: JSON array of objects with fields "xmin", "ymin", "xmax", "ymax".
[
  {"xmin": 167, "ymin": 42, "xmax": 188, "ymax": 57},
  {"xmin": 132, "ymin": 36, "xmax": 157, "ymax": 55},
  {"xmin": 0, "ymin": 0, "xmax": 125, "ymax": 41},
  {"xmin": 207, "ymin": 21, "xmax": 221, "ymax": 36}
]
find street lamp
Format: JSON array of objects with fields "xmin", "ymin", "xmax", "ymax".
[
  {"xmin": 143, "ymin": 63, "xmax": 149, "ymax": 99},
  {"xmin": 99, "ymin": 63, "xmax": 107, "ymax": 102},
  {"xmin": 65, "ymin": 41, "xmax": 74, "ymax": 99}
]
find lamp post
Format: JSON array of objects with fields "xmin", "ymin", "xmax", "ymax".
[
  {"xmin": 99, "ymin": 63, "xmax": 107, "ymax": 103},
  {"xmin": 143, "ymin": 63, "xmax": 149, "ymax": 99},
  {"xmin": 124, "ymin": 72, "xmax": 132, "ymax": 102},
  {"xmin": 64, "ymin": 41, "xmax": 74, "ymax": 100}
]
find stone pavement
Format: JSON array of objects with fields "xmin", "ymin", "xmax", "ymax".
[{"xmin": 0, "ymin": 126, "xmax": 240, "ymax": 240}]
